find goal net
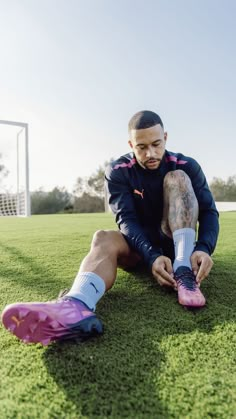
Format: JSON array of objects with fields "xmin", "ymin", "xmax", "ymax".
[{"xmin": 0, "ymin": 120, "xmax": 30, "ymax": 217}]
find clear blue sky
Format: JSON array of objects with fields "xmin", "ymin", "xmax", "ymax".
[{"xmin": 0, "ymin": 0, "xmax": 235, "ymax": 192}]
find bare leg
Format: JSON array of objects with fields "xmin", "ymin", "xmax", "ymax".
[
  {"xmin": 161, "ymin": 170, "xmax": 199, "ymax": 236},
  {"xmin": 159, "ymin": 170, "xmax": 205, "ymax": 307},
  {"xmin": 1, "ymin": 230, "xmax": 141, "ymax": 345},
  {"xmin": 79, "ymin": 230, "xmax": 140, "ymax": 291}
]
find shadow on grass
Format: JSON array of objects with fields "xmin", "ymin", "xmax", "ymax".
[
  {"xmin": 0, "ymin": 242, "xmax": 64, "ymax": 302},
  {"xmin": 43, "ymin": 261, "xmax": 236, "ymax": 418},
  {"xmin": 1, "ymin": 242, "xmax": 235, "ymax": 416},
  {"xmin": 43, "ymin": 295, "xmax": 168, "ymax": 417}
]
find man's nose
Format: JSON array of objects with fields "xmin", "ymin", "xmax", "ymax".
[{"xmin": 146, "ymin": 147, "xmax": 154, "ymax": 158}]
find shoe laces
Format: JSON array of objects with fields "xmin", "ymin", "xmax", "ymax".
[
  {"xmin": 175, "ymin": 270, "xmax": 197, "ymax": 291},
  {"xmin": 57, "ymin": 289, "xmax": 69, "ymax": 300}
]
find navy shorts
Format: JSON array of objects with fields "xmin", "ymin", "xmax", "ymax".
[{"xmin": 120, "ymin": 229, "xmax": 175, "ymax": 271}]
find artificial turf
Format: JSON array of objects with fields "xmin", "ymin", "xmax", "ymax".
[{"xmin": 0, "ymin": 212, "xmax": 235, "ymax": 418}]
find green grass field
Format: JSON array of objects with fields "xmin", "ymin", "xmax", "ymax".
[{"xmin": 0, "ymin": 213, "xmax": 235, "ymax": 418}]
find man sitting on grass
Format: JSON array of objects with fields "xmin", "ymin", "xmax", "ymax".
[{"xmin": 1, "ymin": 110, "xmax": 219, "ymax": 345}]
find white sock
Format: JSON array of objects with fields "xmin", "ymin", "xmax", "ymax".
[
  {"xmin": 173, "ymin": 228, "xmax": 196, "ymax": 272},
  {"xmin": 66, "ymin": 272, "xmax": 106, "ymax": 311}
]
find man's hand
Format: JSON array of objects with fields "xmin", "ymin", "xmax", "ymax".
[
  {"xmin": 152, "ymin": 256, "xmax": 177, "ymax": 290},
  {"xmin": 190, "ymin": 251, "xmax": 213, "ymax": 285}
]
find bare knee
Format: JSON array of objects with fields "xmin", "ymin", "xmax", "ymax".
[
  {"xmin": 162, "ymin": 170, "xmax": 199, "ymax": 230},
  {"xmin": 92, "ymin": 230, "xmax": 112, "ymax": 247},
  {"xmin": 92, "ymin": 230, "xmax": 108, "ymax": 245},
  {"xmin": 90, "ymin": 230, "xmax": 140, "ymax": 271},
  {"xmin": 91, "ymin": 230, "xmax": 121, "ymax": 255},
  {"xmin": 164, "ymin": 170, "xmax": 192, "ymax": 190}
]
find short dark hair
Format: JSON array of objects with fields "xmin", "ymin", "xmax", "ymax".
[{"xmin": 128, "ymin": 110, "xmax": 164, "ymax": 133}]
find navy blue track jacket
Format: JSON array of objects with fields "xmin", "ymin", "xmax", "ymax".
[{"xmin": 105, "ymin": 150, "xmax": 219, "ymax": 269}]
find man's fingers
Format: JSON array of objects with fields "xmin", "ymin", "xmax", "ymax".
[
  {"xmin": 196, "ymin": 258, "xmax": 213, "ymax": 283},
  {"xmin": 160, "ymin": 266, "xmax": 174, "ymax": 282},
  {"xmin": 152, "ymin": 256, "xmax": 177, "ymax": 289},
  {"xmin": 155, "ymin": 266, "xmax": 176, "ymax": 288},
  {"xmin": 154, "ymin": 269, "xmax": 175, "ymax": 288},
  {"xmin": 190, "ymin": 255, "xmax": 199, "ymax": 276},
  {"xmin": 191, "ymin": 252, "xmax": 213, "ymax": 283},
  {"xmin": 158, "ymin": 277, "xmax": 174, "ymax": 288},
  {"xmin": 165, "ymin": 258, "xmax": 174, "ymax": 276}
]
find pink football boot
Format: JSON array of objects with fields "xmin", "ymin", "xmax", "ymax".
[
  {"xmin": 174, "ymin": 266, "xmax": 206, "ymax": 307},
  {"xmin": 1, "ymin": 296, "xmax": 103, "ymax": 345}
]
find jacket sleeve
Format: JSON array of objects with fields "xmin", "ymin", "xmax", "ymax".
[
  {"xmin": 105, "ymin": 165, "xmax": 162, "ymax": 268},
  {"xmin": 187, "ymin": 159, "xmax": 219, "ymax": 255}
]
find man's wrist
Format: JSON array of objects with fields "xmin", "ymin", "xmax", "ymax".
[
  {"xmin": 148, "ymin": 251, "xmax": 163, "ymax": 271},
  {"xmin": 194, "ymin": 243, "xmax": 211, "ymax": 255}
]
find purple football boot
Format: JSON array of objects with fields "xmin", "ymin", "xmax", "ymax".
[
  {"xmin": 175, "ymin": 266, "xmax": 206, "ymax": 307},
  {"xmin": 1, "ymin": 296, "xmax": 103, "ymax": 345}
]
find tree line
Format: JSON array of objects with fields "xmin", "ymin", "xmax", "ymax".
[
  {"xmin": 0, "ymin": 155, "xmax": 236, "ymax": 214},
  {"xmin": 30, "ymin": 162, "xmax": 109, "ymax": 214},
  {"xmin": 209, "ymin": 176, "xmax": 236, "ymax": 202},
  {"xmin": 27, "ymin": 173, "xmax": 236, "ymax": 214}
]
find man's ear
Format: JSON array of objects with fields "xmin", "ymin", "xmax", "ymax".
[
  {"xmin": 164, "ymin": 131, "xmax": 168, "ymax": 143},
  {"xmin": 128, "ymin": 140, "xmax": 134, "ymax": 149}
]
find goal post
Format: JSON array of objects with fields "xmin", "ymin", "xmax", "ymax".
[{"xmin": 0, "ymin": 120, "xmax": 30, "ymax": 217}]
